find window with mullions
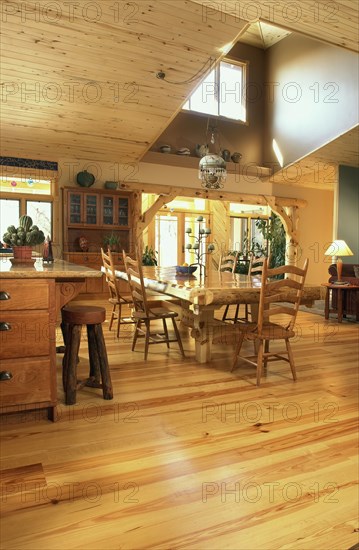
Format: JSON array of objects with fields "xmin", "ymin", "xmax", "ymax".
[
  {"xmin": 26, "ymin": 201, "xmax": 52, "ymax": 238},
  {"xmin": 183, "ymin": 60, "xmax": 246, "ymax": 122},
  {"xmin": 0, "ymin": 199, "xmax": 20, "ymax": 244},
  {"xmin": 0, "ymin": 199, "xmax": 53, "ymax": 244}
]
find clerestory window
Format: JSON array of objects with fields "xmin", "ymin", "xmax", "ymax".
[{"xmin": 183, "ymin": 59, "xmax": 246, "ymax": 122}]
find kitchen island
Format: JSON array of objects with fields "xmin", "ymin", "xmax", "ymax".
[{"xmin": 0, "ymin": 258, "xmax": 102, "ymax": 420}]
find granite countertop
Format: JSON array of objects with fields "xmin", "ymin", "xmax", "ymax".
[{"xmin": 0, "ymin": 258, "xmax": 102, "ymax": 278}]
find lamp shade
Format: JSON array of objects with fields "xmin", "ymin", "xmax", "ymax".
[
  {"xmin": 324, "ymin": 239, "xmax": 353, "ymax": 283},
  {"xmin": 324, "ymin": 240, "xmax": 353, "ymax": 257}
]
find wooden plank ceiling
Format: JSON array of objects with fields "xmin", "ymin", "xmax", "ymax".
[
  {"xmin": 1, "ymin": 0, "xmax": 358, "ymax": 171},
  {"xmin": 235, "ymin": 21, "xmax": 291, "ymax": 49},
  {"xmin": 191, "ymin": 0, "xmax": 359, "ymax": 52},
  {"xmin": 0, "ymin": 0, "xmax": 247, "ymax": 163}
]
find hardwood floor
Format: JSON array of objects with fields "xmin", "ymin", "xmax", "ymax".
[{"xmin": 1, "ymin": 302, "xmax": 358, "ymax": 550}]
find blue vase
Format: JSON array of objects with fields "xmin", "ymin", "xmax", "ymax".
[{"xmin": 76, "ymin": 170, "xmax": 95, "ymax": 187}]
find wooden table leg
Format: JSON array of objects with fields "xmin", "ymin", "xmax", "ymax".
[
  {"xmin": 324, "ymin": 288, "xmax": 330, "ymax": 319},
  {"xmin": 337, "ymin": 289, "xmax": 343, "ymax": 323},
  {"xmin": 191, "ymin": 306, "xmax": 216, "ymax": 363}
]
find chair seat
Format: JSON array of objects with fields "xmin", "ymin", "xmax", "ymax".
[
  {"xmin": 108, "ymin": 295, "xmax": 132, "ymax": 305},
  {"xmin": 237, "ymin": 322, "xmax": 295, "ymax": 340},
  {"xmin": 132, "ymin": 307, "xmax": 178, "ymax": 320}
]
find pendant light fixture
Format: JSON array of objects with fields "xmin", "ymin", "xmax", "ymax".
[{"xmin": 199, "ymin": 120, "xmax": 227, "ymax": 190}]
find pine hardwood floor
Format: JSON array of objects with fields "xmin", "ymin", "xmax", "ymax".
[{"xmin": 1, "ymin": 302, "xmax": 358, "ymax": 550}]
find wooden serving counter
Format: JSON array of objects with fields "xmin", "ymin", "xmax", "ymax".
[{"xmin": 0, "ymin": 259, "xmax": 102, "ymax": 420}]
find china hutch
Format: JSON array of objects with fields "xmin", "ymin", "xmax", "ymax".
[{"xmin": 62, "ymin": 187, "xmax": 134, "ymax": 295}]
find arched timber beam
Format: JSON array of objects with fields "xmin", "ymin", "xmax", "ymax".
[
  {"xmin": 119, "ymin": 181, "xmax": 308, "ymax": 244},
  {"xmin": 264, "ymin": 196, "xmax": 302, "ymax": 266},
  {"xmin": 135, "ymin": 191, "xmax": 177, "ymax": 240}
]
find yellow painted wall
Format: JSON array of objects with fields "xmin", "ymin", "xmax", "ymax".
[{"xmin": 273, "ymin": 184, "xmax": 334, "ymax": 284}]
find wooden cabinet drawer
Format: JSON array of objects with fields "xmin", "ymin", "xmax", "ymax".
[
  {"xmin": 0, "ymin": 357, "xmax": 52, "ymax": 406},
  {"xmin": 0, "ymin": 311, "xmax": 53, "ymax": 359},
  {"xmin": 86, "ymin": 274, "xmax": 104, "ymax": 293},
  {"xmin": 66, "ymin": 253, "xmax": 101, "ymax": 267},
  {"xmin": 0, "ymin": 280, "xmax": 50, "ymax": 311}
]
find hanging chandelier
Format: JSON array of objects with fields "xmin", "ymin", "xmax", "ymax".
[
  {"xmin": 198, "ymin": 122, "xmax": 227, "ymax": 189},
  {"xmin": 199, "ymin": 154, "xmax": 227, "ymax": 189}
]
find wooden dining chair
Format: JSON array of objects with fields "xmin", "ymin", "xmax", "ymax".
[
  {"xmin": 248, "ymin": 254, "xmax": 269, "ymax": 276},
  {"xmin": 101, "ymin": 248, "xmax": 135, "ymax": 338},
  {"xmin": 244, "ymin": 254, "xmax": 271, "ymax": 322},
  {"xmin": 219, "ymin": 252, "xmax": 239, "ymax": 273},
  {"xmin": 232, "ymin": 257, "xmax": 309, "ymax": 386},
  {"xmin": 122, "ymin": 250, "xmax": 185, "ymax": 360},
  {"xmin": 218, "ymin": 252, "xmax": 243, "ymax": 323}
]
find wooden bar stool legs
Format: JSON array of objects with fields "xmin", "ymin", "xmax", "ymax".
[
  {"xmin": 86, "ymin": 324, "xmax": 113, "ymax": 399},
  {"xmin": 62, "ymin": 324, "xmax": 82, "ymax": 405},
  {"xmin": 61, "ymin": 305, "xmax": 113, "ymax": 405}
]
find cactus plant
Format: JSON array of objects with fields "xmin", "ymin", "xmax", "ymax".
[
  {"xmin": 19, "ymin": 215, "xmax": 33, "ymax": 232},
  {"xmin": 2, "ymin": 216, "xmax": 45, "ymax": 247}
]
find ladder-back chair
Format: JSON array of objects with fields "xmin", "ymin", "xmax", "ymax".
[
  {"xmin": 122, "ymin": 250, "xmax": 185, "ymax": 360},
  {"xmin": 232, "ymin": 258, "xmax": 309, "ymax": 386},
  {"xmin": 245, "ymin": 254, "xmax": 271, "ymax": 322},
  {"xmin": 219, "ymin": 252, "xmax": 242, "ymax": 323},
  {"xmin": 248, "ymin": 255, "xmax": 269, "ymax": 276},
  {"xmin": 101, "ymin": 248, "xmax": 134, "ymax": 338}
]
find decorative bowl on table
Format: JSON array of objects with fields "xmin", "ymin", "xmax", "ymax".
[{"xmin": 176, "ymin": 265, "xmax": 197, "ymax": 275}]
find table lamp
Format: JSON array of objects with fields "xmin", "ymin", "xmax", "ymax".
[{"xmin": 324, "ymin": 240, "xmax": 353, "ymax": 284}]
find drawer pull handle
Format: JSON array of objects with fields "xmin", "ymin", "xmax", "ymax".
[
  {"xmin": 0, "ymin": 322, "xmax": 11, "ymax": 331},
  {"xmin": 0, "ymin": 291, "xmax": 10, "ymax": 301},
  {"xmin": 0, "ymin": 371, "xmax": 13, "ymax": 381}
]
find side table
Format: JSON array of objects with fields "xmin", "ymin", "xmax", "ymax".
[{"xmin": 321, "ymin": 283, "xmax": 359, "ymax": 322}]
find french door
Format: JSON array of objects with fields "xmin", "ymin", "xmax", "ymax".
[
  {"xmin": 154, "ymin": 212, "xmax": 211, "ymax": 267},
  {"xmin": 155, "ymin": 213, "xmax": 183, "ymax": 267}
]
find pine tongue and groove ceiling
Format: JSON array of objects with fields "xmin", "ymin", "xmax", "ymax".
[
  {"xmin": 1, "ymin": 0, "xmax": 358, "ymax": 178},
  {"xmin": 0, "ymin": 1, "xmax": 247, "ymax": 162}
]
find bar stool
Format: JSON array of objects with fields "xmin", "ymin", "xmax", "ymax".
[{"xmin": 61, "ymin": 305, "xmax": 113, "ymax": 405}]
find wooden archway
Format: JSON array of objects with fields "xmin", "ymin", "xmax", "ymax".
[{"xmin": 121, "ymin": 182, "xmax": 306, "ymax": 265}]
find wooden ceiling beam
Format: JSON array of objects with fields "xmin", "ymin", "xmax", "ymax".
[{"xmin": 119, "ymin": 180, "xmax": 308, "ymax": 208}]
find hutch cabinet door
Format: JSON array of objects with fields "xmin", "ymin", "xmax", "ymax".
[
  {"xmin": 102, "ymin": 195, "xmax": 115, "ymax": 226},
  {"xmin": 68, "ymin": 191, "xmax": 99, "ymax": 226},
  {"xmin": 84, "ymin": 193, "xmax": 99, "ymax": 225},
  {"xmin": 68, "ymin": 191, "xmax": 83, "ymax": 225},
  {"xmin": 116, "ymin": 197, "xmax": 129, "ymax": 227}
]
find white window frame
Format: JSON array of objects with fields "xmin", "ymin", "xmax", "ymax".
[{"xmin": 183, "ymin": 58, "xmax": 247, "ymax": 123}]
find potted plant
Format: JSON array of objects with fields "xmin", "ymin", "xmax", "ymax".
[
  {"xmin": 255, "ymin": 214, "xmax": 286, "ymax": 268},
  {"xmin": 142, "ymin": 245, "xmax": 158, "ymax": 266},
  {"xmin": 2, "ymin": 215, "xmax": 45, "ymax": 262},
  {"xmin": 103, "ymin": 232, "xmax": 120, "ymax": 252}
]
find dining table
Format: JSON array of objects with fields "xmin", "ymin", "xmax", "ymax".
[{"xmin": 113, "ymin": 266, "xmax": 322, "ymax": 363}]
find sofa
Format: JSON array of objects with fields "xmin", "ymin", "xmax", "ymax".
[{"xmin": 328, "ymin": 263, "xmax": 359, "ymax": 320}]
